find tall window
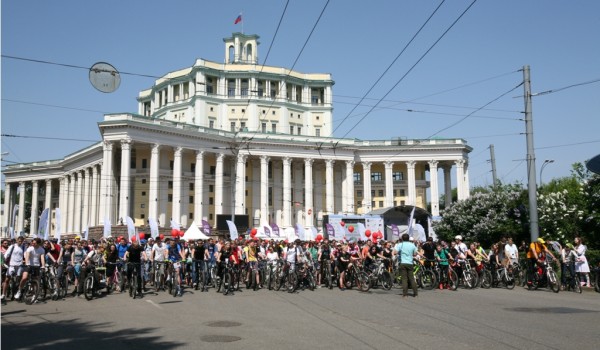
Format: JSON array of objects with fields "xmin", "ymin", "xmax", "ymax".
[
  {"xmin": 354, "ymin": 173, "xmax": 361, "ymax": 182},
  {"xmin": 372, "ymin": 172, "xmax": 382, "ymax": 181},
  {"xmin": 393, "ymin": 172, "xmax": 404, "ymax": 181},
  {"xmin": 315, "ymin": 128, "xmax": 320, "ymax": 137},
  {"xmin": 271, "ymin": 123, "xmax": 277, "ymax": 133},
  {"xmin": 262, "ymin": 123, "xmax": 267, "ymax": 133}
]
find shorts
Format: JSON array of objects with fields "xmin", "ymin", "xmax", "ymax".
[
  {"xmin": 8, "ymin": 265, "xmax": 25, "ymax": 277},
  {"xmin": 23, "ymin": 266, "xmax": 41, "ymax": 276}
]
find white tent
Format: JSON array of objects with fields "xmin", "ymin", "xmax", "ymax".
[{"xmin": 182, "ymin": 221, "xmax": 210, "ymax": 241}]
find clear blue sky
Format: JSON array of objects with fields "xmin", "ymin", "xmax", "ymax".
[{"xmin": 2, "ymin": 0, "xmax": 599, "ymax": 189}]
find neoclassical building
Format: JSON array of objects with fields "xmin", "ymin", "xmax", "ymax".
[{"xmin": 2, "ymin": 33, "xmax": 471, "ymax": 237}]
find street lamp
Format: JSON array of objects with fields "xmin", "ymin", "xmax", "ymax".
[{"xmin": 540, "ymin": 159, "xmax": 554, "ymax": 186}]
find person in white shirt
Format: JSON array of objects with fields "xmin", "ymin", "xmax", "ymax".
[
  {"xmin": 151, "ymin": 238, "xmax": 168, "ymax": 287},
  {"xmin": 504, "ymin": 237, "xmax": 519, "ymax": 265},
  {"xmin": 16, "ymin": 238, "xmax": 46, "ymax": 299},
  {"xmin": 2, "ymin": 237, "xmax": 26, "ymax": 300}
]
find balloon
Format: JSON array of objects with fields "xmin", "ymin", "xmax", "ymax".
[
  {"xmin": 131, "ymin": 236, "xmax": 137, "ymax": 242},
  {"xmin": 253, "ymin": 236, "xmax": 259, "ymax": 241},
  {"xmin": 159, "ymin": 233, "xmax": 165, "ymax": 240},
  {"xmin": 251, "ymin": 228, "xmax": 257, "ymax": 237},
  {"xmin": 340, "ymin": 221, "xmax": 345, "ymax": 227},
  {"xmin": 315, "ymin": 234, "xmax": 323, "ymax": 242},
  {"xmin": 348, "ymin": 226, "xmax": 354, "ymax": 233},
  {"xmin": 139, "ymin": 232, "xmax": 146, "ymax": 240},
  {"xmin": 378, "ymin": 231, "xmax": 383, "ymax": 239},
  {"xmin": 171, "ymin": 228, "xmax": 178, "ymax": 236},
  {"xmin": 365, "ymin": 230, "xmax": 371, "ymax": 238}
]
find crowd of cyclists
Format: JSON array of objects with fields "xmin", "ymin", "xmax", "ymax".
[{"xmin": 1, "ymin": 231, "xmax": 598, "ymax": 305}]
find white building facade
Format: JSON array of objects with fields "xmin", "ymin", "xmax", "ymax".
[{"xmin": 2, "ymin": 33, "xmax": 471, "ymax": 237}]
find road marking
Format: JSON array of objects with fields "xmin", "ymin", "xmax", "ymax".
[{"xmin": 146, "ymin": 299, "xmax": 163, "ymax": 309}]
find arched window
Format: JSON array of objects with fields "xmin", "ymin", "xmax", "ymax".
[
  {"xmin": 228, "ymin": 45, "xmax": 235, "ymax": 63},
  {"xmin": 246, "ymin": 44, "xmax": 253, "ymax": 62}
]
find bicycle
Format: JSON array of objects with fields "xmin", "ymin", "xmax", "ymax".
[
  {"xmin": 297, "ymin": 261, "xmax": 317, "ymax": 291},
  {"xmin": 39, "ymin": 265, "xmax": 58, "ymax": 301},
  {"xmin": 127, "ymin": 262, "xmax": 143, "ymax": 299},
  {"xmin": 561, "ymin": 262, "xmax": 582, "ymax": 294},
  {"xmin": 217, "ymin": 258, "xmax": 235, "ymax": 296},
  {"xmin": 166, "ymin": 261, "xmax": 183, "ymax": 297},
  {"xmin": 275, "ymin": 260, "xmax": 298, "ymax": 293},
  {"xmin": 366, "ymin": 259, "xmax": 393, "ymax": 291},
  {"xmin": 529, "ymin": 258, "xmax": 560, "ymax": 293},
  {"xmin": 492, "ymin": 263, "xmax": 515, "ymax": 290},
  {"xmin": 20, "ymin": 267, "xmax": 41, "ymax": 305},
  {"xmin": 54, "ymin": 263, "xmax": 71, "ymax": 300},
  {"xmin": 83, "ymin": 264, "xmax": 109, "ymax": 300},
  {"xmin": 344, "ymin": 261, "xmax": 370, "ymax": 292},
  {"xmin": 152, "ymin": 261, "xmax": 167, "ymax": 292},
  {"xmin": 416, "ymin": 259, "xmax": 437, "ymax": 290}
]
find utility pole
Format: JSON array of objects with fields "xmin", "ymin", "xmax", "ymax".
[
  {"xmin": 523, "ymin": 65, "xmax": 539, "ymax": 241},
  {"xmin": 489, "ymin": 144, "xmax": 498, "ymax": 187}
]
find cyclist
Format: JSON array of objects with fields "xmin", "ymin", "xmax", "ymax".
[
  {"xmin": 124, "ymin": 237, "xmax": 146, "ymax": 297},
  {"xmin": 243, "ymin": 240, "xmax": 260, "ymax": 288},
  {"xmin": 166, "ymin": 238, "xmax": 185, "ymax": 296},
  {"xmin": 361, "ymin": 240, "xmax": 377, "ymax": 273},
  {"xmin": 526, "ymin": 237, "xmax": 557, "ymax": 287},
  {"xmin": 395, "ymin": 233, "xmax": 418, "ymax": 298},
  {"xmin": 337, "ymin": 244, "xmax": 350, "ymax": 291},
  {"xmin": 317, "ymin": 241, "xmax": 331, "ymax": 287},
  {"xmin": 105, "ymin": 243, "xmax": 119, "ymax": 290},
  {"xmin": 191, "ymin": 239, "xmax": 206, "ymax": 289},
  {"xmin": 72, "ymin": 240, "xmax": 86, "ymax": 296},
  {"xmin": 151, "ymin": 236, "xmax": 168, "ymax": 290},
  {"xmin": 80, "ymin": 243, "xmax": 106, "ymax": 294},
  {"xmin": 434, "ymin": 242, "xmax": 451, "ymax": 289},
  {"xmin": 504, "ymin": 237, "xmax": 519, "ymax": 267},
  {"xmin": 422, "ymin": 237, "xmax": 436, "ymax": 268},
  {"xmin": 560, "ymin": 243, "xmax": 578, "ymax": 290},
  {"xmin": 142, "ymin": 238, "xmax": 154, "ymax": 290},
  {"xmin": 16, "ymin": 238, "xmax": 46, "ymax": 300},
  {"xmin": 2, "ymin": 236, "xmax": 26, "ymax": 301}
]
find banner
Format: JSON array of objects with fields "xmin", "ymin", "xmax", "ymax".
[
  {"xmin": 84, "ymin": 226, "xmax": 89, "ymax": 241},
  {"xmin": 263, "ymin": 226, "xmax": 271, "ymax": 238},
  {"xmin": 391, "ymin": 224, "xmax": 400, "ymax": 238},
  {"xmin": 270, "ymin": 223, "xmax": 280, "ymax": 237},
  {"xmin": 311, "ymin": 226, "xmax": 318, "ymax": 241},
  {"xmin": 103, "ymin": 217, "xmax": 111, "ymax": 239},
  {"xmin": 38, "ymin": 208, "xmax": 50, "ymax": 240},
  {"xmin": 149, "ymin": 218, "xmax": 159, "ymax": 238},
  {"xmin": 226, "ymin": 220, "xmax": 239, "ymax": 240},
  {"xmin": 335, "ymin": 223, "xmax": 346, "ymax": 241},
  {"xmin": 55, "ymin": 208, "xmax": 62, "ymax": 242},
  {"xmin": 126, "ymin": 216, "xmax": 136, "ymax": 241},
  {"xmin": 201, "ymin": 220, "xmax": 212, "ymax": 236},
  {"xmin": 325, "ymin": 223, "xmax": 335, "ymax": 239},
  {"xmin": 357, "ymin": 223, "xmax": 367, "ymax": 241},
  {"xmin": 295, "ymin": 223, "xmax": 305, "ymax": 241},
  {"xmin": 407, "ymin": 206, "xmax": 416, "ymax": 237}
]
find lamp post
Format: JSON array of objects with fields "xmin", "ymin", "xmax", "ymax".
[{"xmin": 540, "ymin": 159, "xmax": 554, "ymax": 186}]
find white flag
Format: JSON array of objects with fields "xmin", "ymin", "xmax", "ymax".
[
  {"xmin": 149, "ymin": 218, "xmax": 159, "ymax": 238},
  {"xmin": 84, "ymin": 226, "xmax": 89, "ymax": 241},
  {"xmin": 55, "ymin": 208, "xmax": 62, "ymax": 242},
  {"xmin": 357, "ymin": 223, "xmax": 367, "ymax": 241},
  {"xmin": 103, "ymin": 217, "xmax": 111, "ymax": 238},
  {"xmin": 226, "ymin": 220, "xmax": 239, "ymax": 241},
  {"xmin": 126, "ymin": 216, "xmax": 136, "ymax": 240},
  {"xmin": 407, "ymin": 206, "xmax": 416, "ymax": 237},
  {"xmin": 38, "ymin": 208, "xmax": 50, "ymax": 240}
]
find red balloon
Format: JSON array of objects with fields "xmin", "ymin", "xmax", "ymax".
[
  {"xmin": 378, "ymin": 231, "xmax": 384, "ymax": 239},
  {"xmin": 171, "ymin": 228, "xmax": 178, "ymax": 236},
  {"xmin": 131, "ymin": 236, "xmax": 137, "ymax": 242},
  {"xmin": 348, "ymin": 226, "xmax": 354, "ymax": 233},
  {"xmin": 159, "ymin": 233, "xmax": 165, "ymax": 240},
  {"xmin": 139, "ymin": 232, "xmax": 146, "ymax": 240},
  {"xmin": 365, "ymin": 230, "xmax": 371, "ymax": 238},
  {"xmin": 315, "ymin": 234, "xmax": 323, "ymax": 242},
  {"xmin": 250, "ymin": 228, "xmax": 257, "ymax": 237},
  {"xmin": 340, "ymin": 221, "xmax": 345, "ymax": 227}
]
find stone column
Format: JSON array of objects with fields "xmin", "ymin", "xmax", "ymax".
[
  {"xmin": 67, "ymin": 176, "xmax": 75, "ymax": 234},
  {"xmin": 119, "ymin": 139, "xmax": 132, "ymax": 222},
  {"xmin": 362, "ymin": 162, "xmax": 372, "ymax": 213},
  {"xmin": 235, "ymin": 153, "xmax": 247, "ymax": 215},
  {"xmin": 172, "ymin": 147, "xmax": 183, "ymax": 225},
  {"xmin": 44, "ymin": 179, "xmax": 52, "ymax": 212},
  {"xmin": 428, "ymin": 160, "xmax": 440, "ymax": 216},
  {"xmin": 325, "ymin": 159, "xmax": 335, "ymax": 214},
  {"xmin": 407, "ymin": 160, "xmax": 416, "ymax": 206},
  {"xmin": 149, "ymin": 144, "xmax": 161, "ymax": 222},
  {"xmin": 98, "ymin": 141, "xmax": 113, "ymax": 225},
  {"xmin": 341, "ymin": 165, "xmax": 347, "ymax": 213},
  {"xmin": 304, "ymin": 158, "xmax": 314, "ymax": 227},
  {"xmin": 346, "ymin": 161, "xmax": 355, "ymax": 214},
  {"xmin": 282, "ymin": 157, "xmax": 292, "ymax": 227},
  {"xmin": 273, "ymin": 160, "xmax": 282, "ymax": 226},
  {"xmin": 293, "ymin": 162, "xmax": 302, "ymax": 223},
  {"xmin": 384, "ymin": 161, "xmax": 394, "ymax": 208},
  {"xmin": 463, "ymin": 161, "xmax": 470, "ymax": 199},
  {"xmin": 59, "ymin": 177, "xmax": 68, "ymax": 234},
  {"xmin": 74, "ymin": 172, "xmax": 83, "ymax": 233},
  {"xmin": 82, "ymin": 168, "xmax": 91, "ymax": 230},
  {"xmin": 444, "ymin": 165, "xmax": 452, "ymax": 207},
  {"xmin": 17, "ymin": 182, "xmax": 26, "ymax": 234},
  {"xmin": 456, "ymin": 159, "xmax": 465, "ymax": 201},
  {"xmin": 30, "ymin": 181, "xmax": 39, "ymax": 235},
  {"xmin": 90, "ymin": 166, "xmax": 99, "ymax": 226},
  {"xmin": 260, "ymin": 155, "xmax": 270, "ymax": 225},
  {"xmin": 3, "ymin": 183, "xmax": 12, "ymax": 231},
  {"xmin": 194, "ymin": 151, "xmax": 205, "ymax": 220},
  {"xmin": 214, "ymin": 153, "xmax": 225, "ymax": 220}
]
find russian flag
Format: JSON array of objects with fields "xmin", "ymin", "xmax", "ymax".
[{"xmin": 234, "ymin": 14, "xmax": 242, "ymax": 24}]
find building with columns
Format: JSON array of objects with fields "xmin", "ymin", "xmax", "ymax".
[{"xmin": 1, "ymin": 33, "xmax": 471, "ymax": 237}]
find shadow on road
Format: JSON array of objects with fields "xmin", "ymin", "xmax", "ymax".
[{"xmin": 2, "ymin": 319, "xmax": 184, "ymax": 350}]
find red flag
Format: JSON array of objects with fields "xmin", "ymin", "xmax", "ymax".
[{"xmin": 234, "ymin": 15, "xmax": 242, "ymax": 24}]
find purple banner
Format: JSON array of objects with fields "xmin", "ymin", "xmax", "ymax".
[
  {"xmin": 264, "ymin": 226, "xmax": 271, "ymax": 237},
  {"xmin": 270, "ymin": 223, "xmax": 280, "ymax": 237},
  {"xmin": 325, "ymin": 223, "xmax": 335, "ymax": 239},
  {"xmin": 391, "ymin": 224, "xmax": 399, "ymax": 237},
  {"xmin": 202, "ymin": 220, "xmax": 212, "ymax": 235}
]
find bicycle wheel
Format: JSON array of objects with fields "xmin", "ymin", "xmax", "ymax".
[
  {"xmin": 448, "ymin": 269, "xmax": 458, "ymax": 291},
  {"xmin": 287, "ymin": 271, "xmax": 298, "ymax": 293},
  {"xmin": 84, "ymin": 276, "xmax": 95, "ymax": 300},
  {"xmin": 420, "ymin": 270, "xmax": 436, "ymax": 290},
  {"xmin": 572, "ymin": 275, "xmax": 582, "ymax": 294},
  {"xmin": 252, "ymin": 270, "xmax": 258, "ymax": 291},
  {"xmin": 118, "ymin": 271, "xmax": 125, "ymax": 293},
  {"xmin": 24, "ymin": 281, "xmax": 39, "ymax": 305},
  {"xmin": 504, "ymin": 271, "xmax": 515, "ymax": 290},
  {"xmin": 380, "ymin": 271, "xmax": 393, "ymax": 291},
  {"xmin": 223, "ymin": 272, "xmax": 231, "ymax": 296},
  {"xmin": 357, "ymin": 272, "xmax": 371, "ymax": 292},
  {"xmin": 463, "ymin": 270, "xmax": 476, "ymax": 289},
  {"xmin": 39, "ymin": 275, "xmax": 48, "ymax": 301},
  {"xmin": 548, "ymin": 271, "xmax": 560, "ymax": 293},
  {"xmin": 480, "ymin": 270, "xmax": 493, "ymax": 289},
  {"xmin": 307, "ymin": 272, "xmax": 316, "ymax": 291}
]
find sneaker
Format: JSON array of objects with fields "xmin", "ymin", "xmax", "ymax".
[
  {"xmin": 15, "ymin": 291, "xmax": 21, "ymax": 300},
  {"xmin": 0, "ymin": 294, "xmax": 5, "ymax": 300},
  {"xmin": 193, "ymin": 283, "xmax": 197, "ymax": 288}
]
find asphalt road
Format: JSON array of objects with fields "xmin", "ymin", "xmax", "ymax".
[{"xmin": 2, "ymin": 284, "xmax": 599, "ymax": 350}]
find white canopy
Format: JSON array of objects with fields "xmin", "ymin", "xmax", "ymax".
[{"xmin": 182, "ymin": 221, "xmax": 210, "ymax": 241}]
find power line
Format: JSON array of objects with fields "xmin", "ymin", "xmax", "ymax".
[
  {"xmin": 2, "ymin": 98, "xmax": 108, "ymax": 114},
  {"xmin": 1, "ymin": 134, "xmax": 99, "ymax": 143},
  {"xmin": 332, "ymin": 0, "xmax": 447, "ymax": 134},
  {"xmin": 535, "ymin": 139, "xmax": 600, "ymax": 150},
  {"xmin": 340, "ymin": 0, "xmax": 480, "ymax": 139},
  {"xmin": 533, "ymin": 77, "xmax": 600, "ymax": 96}
]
